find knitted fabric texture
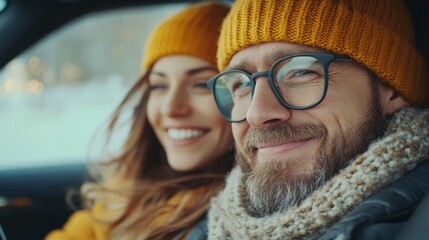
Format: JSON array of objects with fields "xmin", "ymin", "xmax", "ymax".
[
  {"xmin": 141, "ymin": 2, "xmax": 229, "ymax": 70},
  {"xmin": 208, "ymin": 107, "xmax": 429, "ymax": 239},
  {"xmin": 217, "ymin": 0, "xmax": 429, "ymax": 105}
]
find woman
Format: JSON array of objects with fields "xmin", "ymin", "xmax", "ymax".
[{"xmin": 46, "ymin": 2, "xmax": 233, "ymax": 239}]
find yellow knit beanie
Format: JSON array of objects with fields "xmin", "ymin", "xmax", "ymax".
[
  {"xmin": 218, "ymin": 0, "xmax": 429, "ymax": 105},
  {"xmin": 141, "ymin": 2, "xmax": 229, "ymax": 70}
]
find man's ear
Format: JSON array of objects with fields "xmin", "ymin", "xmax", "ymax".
[{"xmin": 378, "ymin": 83, "xmax": 409, "ymax": 117}]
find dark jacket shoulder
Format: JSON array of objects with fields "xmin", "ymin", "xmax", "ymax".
[
  {"xmin": 185, "ymin": 215, "xmax": 208, "ymax": 240},
  {"xmin": 320, "ymin": 160, "xmax": 429, "ymax": 240}
]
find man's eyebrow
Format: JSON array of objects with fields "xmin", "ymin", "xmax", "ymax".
[
  {"xmin": 266, "ymin": 47, "xmax": 324, "ymax": 65},
  {"xmin": 225, "ymin": 46, "xmax": 325, "ymax": 71},
  {"xmin": 225, "ymin": 61, "xmax": 252, "ymax": 71}
]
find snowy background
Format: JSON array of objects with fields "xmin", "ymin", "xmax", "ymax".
[{"xmin": 0, "ymin": 4, "xmax": 185, "ymax": 170}]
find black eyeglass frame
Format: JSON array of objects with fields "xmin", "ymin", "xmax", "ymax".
[{"xmin": 207, "ymin": 53, "xmax": 353, "ymax": 122}]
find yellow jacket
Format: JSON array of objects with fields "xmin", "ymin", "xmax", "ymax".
[
  {"xmin": 45, "ymin": 188, "xmax": 205, "ymax": 240},
  {"xmin": 45, "ymin": 203, "xmax": 112, "ymax": 240}
]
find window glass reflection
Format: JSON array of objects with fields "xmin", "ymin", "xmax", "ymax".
[{"xmin": 0, "ymin": 0, "xmax": 7, "ymax": 13}]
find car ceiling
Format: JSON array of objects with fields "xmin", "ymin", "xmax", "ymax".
[{"xmin": 0, "ymin": 0, "xmax": 203, "ymax": 69}]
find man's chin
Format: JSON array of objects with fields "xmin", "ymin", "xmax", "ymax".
[
  {"xmin": 243, "ymin": 156, "xmax": 328, "ymax": 217},
  {"xmin": 252, "ymin": 155, "xmax": 318, "ymax": 178}
]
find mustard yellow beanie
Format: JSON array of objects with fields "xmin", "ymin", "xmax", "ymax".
[
  {"xmin": 141, "ymin": 2, "xmax": 229, "ymax": 70},
  {"xmin": 218, "ymin": 0, "xmax": 429, "ymax": 105}
]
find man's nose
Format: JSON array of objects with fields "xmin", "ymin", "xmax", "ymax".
[
  {"xmin": 160, "ymin": 87, "xmax": 192, "ymax": 117},
  {"xmin": 246, "ymin": 77, "xmax": 292, "ymax": 127}
]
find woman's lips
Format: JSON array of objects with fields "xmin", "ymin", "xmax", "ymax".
[
  {"xmin": 166, "ymin": 128, "xmax": 210, "ymax": 145},
  {"xmin": 168, "ymin": 128, "xmax": 205, "ymax": 140}
]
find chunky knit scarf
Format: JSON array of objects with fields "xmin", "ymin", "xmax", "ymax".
[{"xmin": 208, "ymin": 108, "xmax": 429, "ymax": 239}]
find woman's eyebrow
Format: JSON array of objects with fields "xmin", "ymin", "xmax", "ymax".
[
  {"xmin": 150, "ymin": 66, "xmax": 217, "ymax": 78},
  {"xmin": 186, "ymin": 66, "xmax": 217, "ymax": 75},
  {"xmin": 150, "ymin": 71, "xmax": 166, "ymax": 78}
]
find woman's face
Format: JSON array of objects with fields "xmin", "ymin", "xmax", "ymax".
[{"xmin": 147, "ymin": 55, "xmax": 233, "ymax": 172}]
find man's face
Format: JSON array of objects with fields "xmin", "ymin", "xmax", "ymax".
[{"xmin": 228, "ymin": 42, "xmax": 387, "ymax": 217}]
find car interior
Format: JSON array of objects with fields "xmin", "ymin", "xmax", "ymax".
[
  {"xmin": 0, "ymin": 0, "xmax": 427, "ymax": 239},
  {"xmin": 0, "ymin": 1, "xmax": 202, "ymax": 239}
]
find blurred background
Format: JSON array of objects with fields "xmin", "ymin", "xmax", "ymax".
[{"xmin": 0, "ymin": 3, "xmax": 187, "ymax": 169}]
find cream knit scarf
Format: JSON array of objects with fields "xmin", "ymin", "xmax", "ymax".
[{"xmin": 208, "ymin": 108, "xmax": 429, "ymax": 240}]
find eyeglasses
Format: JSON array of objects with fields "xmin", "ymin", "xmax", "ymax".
[{"xmin": 207, "ymin": 53, "xmax": 353, "ymax": 122}]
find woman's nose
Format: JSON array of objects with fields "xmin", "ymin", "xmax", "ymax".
[{"xmin": 160, "ymin": 86, "xmax": 192, "ymax": 117}]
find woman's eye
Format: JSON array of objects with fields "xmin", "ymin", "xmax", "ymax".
[
  {"xmin": 194, "ymin": 82, "xmax": 209, "ymax": 89},
  {"xmin": 149, "ymin": 83, "xmax": 167, "ymax": 91}
]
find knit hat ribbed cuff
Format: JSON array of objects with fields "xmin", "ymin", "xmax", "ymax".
[{"xmin": 218, "ymin": 0, "xmax": 428, "ymax": 105}]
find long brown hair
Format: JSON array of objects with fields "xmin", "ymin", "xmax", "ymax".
[{"xmin": 81, "ymin": 68, "xmax": 234, "ymax": 239}]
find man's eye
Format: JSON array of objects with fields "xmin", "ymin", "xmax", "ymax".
[
  {"xmin": 292, "ymin": 69, "xmax": 314, "ymax": 77},
  {"xmin": 230, "ymin": 79, "xmax": 251, "ymax": 97},
  {"xmin": 232, "ymin": 80, "xmax": 250, "ymax": 91},
  {"xmin": 281, "ymin": 69, "xmax": 321, "ymax": 82}
]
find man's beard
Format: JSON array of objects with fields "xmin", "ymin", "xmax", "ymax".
[{"xmin": 238, "ymin": 92, "xmax": 386, "ymax": 218}]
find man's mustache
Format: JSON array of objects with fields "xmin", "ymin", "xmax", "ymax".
[{"xmin": 242, "ymin": 123, "xmax": 328, "ymax": 153}]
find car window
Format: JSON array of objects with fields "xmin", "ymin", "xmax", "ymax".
[
  {"xmin": 0, "ymin": 4, "xmax": 186, "ymax": 170},
  {"xmin": 0, "ymin": 0, "xmax": 6, "ymax": 13}
]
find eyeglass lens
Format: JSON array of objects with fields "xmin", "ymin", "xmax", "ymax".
[{"xmin": 213, "ymin": 56, "xmax": 326, "ymax": 121}]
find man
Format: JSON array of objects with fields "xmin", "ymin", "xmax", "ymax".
[{"xmin": 205, "ymin": 0, "xmax": 429, "ymax": 239}]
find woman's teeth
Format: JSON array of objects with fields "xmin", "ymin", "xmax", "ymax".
[{"xmin": 167, "ymin": 129, "xmax": 205, "ymax": 140}]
